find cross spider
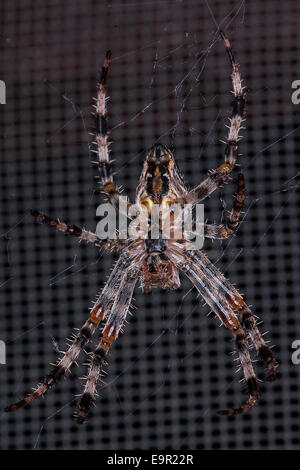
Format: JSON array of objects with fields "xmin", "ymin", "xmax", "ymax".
[{"xmin": 6, "ymin": 32, "xmax": 277, "ymax": 424}]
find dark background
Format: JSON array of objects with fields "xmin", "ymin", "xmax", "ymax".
[{"xmin": 0, "ymin": 0, "xmax": 299, "ymax": 450}]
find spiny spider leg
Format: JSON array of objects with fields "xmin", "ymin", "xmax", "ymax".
[
  {"xmin": 168, "ymin": 246, "xmax": 276, "ymax": 413},
  {"xmin": 30, "ymin": 210, "xmax": 127, "ymax": 251},
  {"xmin": 168, "ymin": 247, "xmax": 259, "ymax": 414},
  {"xmin": 188, "ymin": 250, "xmax": 277, "ymax": 381},
  {"xmin": 185, "ymin": 249, "xmax": 277, "ymax": 381},
  {"xmin": 93, "ymin": 51, "xmax": 131, "ymax": 214},
  {"xmin": 204, "ymin": 173, "xmax": 245, "ymax": 239},
  {"xmin": 218, "ymin": 326, "xmax": 260, "ymax": 416},
  {"xmin": 185, "ymin": 30, "xmax": 245, "ymax": 205},
  {"xmin": 5, "ymin": 254, "xmax": 131, "ymax": 413},
  {"xmin": 76, "ymin": 263, "xmax": 141, "ymax": 424}
]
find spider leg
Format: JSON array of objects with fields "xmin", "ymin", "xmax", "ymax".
[
  {"xmin": 5, "ymin": 254, "xmax": 130, "ymax": 413},
  {"xmin": 30, "ymin": 210, "xmax": 127, "ymax": 251},
  {"xmin": 185, "ymin": 31, "xmax": 245, "ymax": 205},
  {"xmin": 185, "ymin": 250, "xmax": 277, "ymax": 380},
  {"xmin": 194, "ymin": 250, "xmax": 277, "ymax": 380},
  {"xmin": 180, "ymin": 254, "xmax": 258, "ymax": 414},
  {"xmin": 93, "ymin": 51, "xmax": 131, "ymax": 214},
  {"xmin": 75, "ymin": 263, "xmax": 141, "ymax": 424},
  {"xmin": 239, "ymin": 307, "xmax": 277, "ymax": 381},
  {"xmin": 217, "ymin": 326, "xmax": 260, "ymax": 415},
  {"xmin": 204, "ymin": 173, "xmax": 245, "ymax": 239},
  {"xmin": 167, "ymin": 247, "xmax": 276, "ymax": 413}
]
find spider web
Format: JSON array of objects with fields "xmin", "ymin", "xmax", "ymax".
[{"xmin": 1, "ymin": 0, "xmax": 300, "ymax": 450}]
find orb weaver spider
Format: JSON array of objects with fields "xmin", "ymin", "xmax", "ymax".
[{"xmin": 6, "ymin": 31, "xmax": 277, "ymax": 424}]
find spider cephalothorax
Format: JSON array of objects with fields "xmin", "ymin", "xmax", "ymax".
[
  {"xmin": 137, "ymin": 143, "xmax": 186, "ymax": 208},
  {"xmin": 6, "ymin": 31, "xmax": 277, "ymax": 424}
]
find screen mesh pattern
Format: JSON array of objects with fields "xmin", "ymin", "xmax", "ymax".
[{"xmin": 1, "ymin": 0, "xmax": 299, "ymax": 450}]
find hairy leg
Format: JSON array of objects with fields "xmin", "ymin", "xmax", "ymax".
[
  {"xmin": 186, "ymin": 250, "xmax": 277, "ymax": 380},
  {"xmin": 75, "ymin": 265, "xmax": 141, "ymax": 423},
  {"xmin": 5, "ymin": 254, "xmax": 131, "ymax": 413},
  {"xmin": 93, "ymin": 51, "xmax": 131, "ymax": 214},
  {"xmin": 31, "ymin": 210, "xmax": 126, "ymax": 251},
  {"xmin": 167, "ymin": 246, "xmax": 277, "ymax": 413},
  {"xmin": 185, "ymin": 31, "xmax": 245, "ymax": 205},
  {"xmin": 204, "ymin": 173, "xmax": 245, "ymax": 239}
]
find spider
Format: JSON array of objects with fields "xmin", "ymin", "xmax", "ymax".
[{"xmin": 5, "ymin": 31, "xmax": 277, "ymax": 424}]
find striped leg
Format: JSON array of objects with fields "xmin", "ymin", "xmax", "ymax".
[
  {"xmin": 185, "ymin": 250, "xmax": 277, "ymax": 381},
  {"xmin": 31, "ymin": 210, "xmax": 101, "ymax": 246},
  {"xmin": 93, "ymin": 51, "xmax": 131, "ymax": 213},
  {"xmin": 167, "ymin": 247, "xmax": 275, "ymax": 414},
  {"xmin": 31, "ymin": 210, "xmax": 127, "ymax": 251},
  {"xmin": 185, "ymin": 31, "xmax": 245, "ymax": 205},
  {"xmin": 204, "ymin": 173, "xmax": 245, "ymax": 239},
  {"xmin": 240, "ymin": 306, "xmax": 277, "ymax": 382},
  {"xmin": 5, "ymin": 255, "xmax": 130, "ymax": 413},
  {"xmin": 5, "ymin": 319, "xmax": 99, "ymax": 413},
  {"xmin": 179, "ymin": 254, "xmax": 259, "ymax": 414},
  {"xmin": 218, "ymin": 326, "xmax": 260, "ymax": 415},
  {"xmin": 75, "ymin": 266, "xmax": 140, "ymax": 424}
]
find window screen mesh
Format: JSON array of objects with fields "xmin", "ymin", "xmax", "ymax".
[{"xmin": 1, "ymin": 0, "xmax": 299, "ymax": 450}]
